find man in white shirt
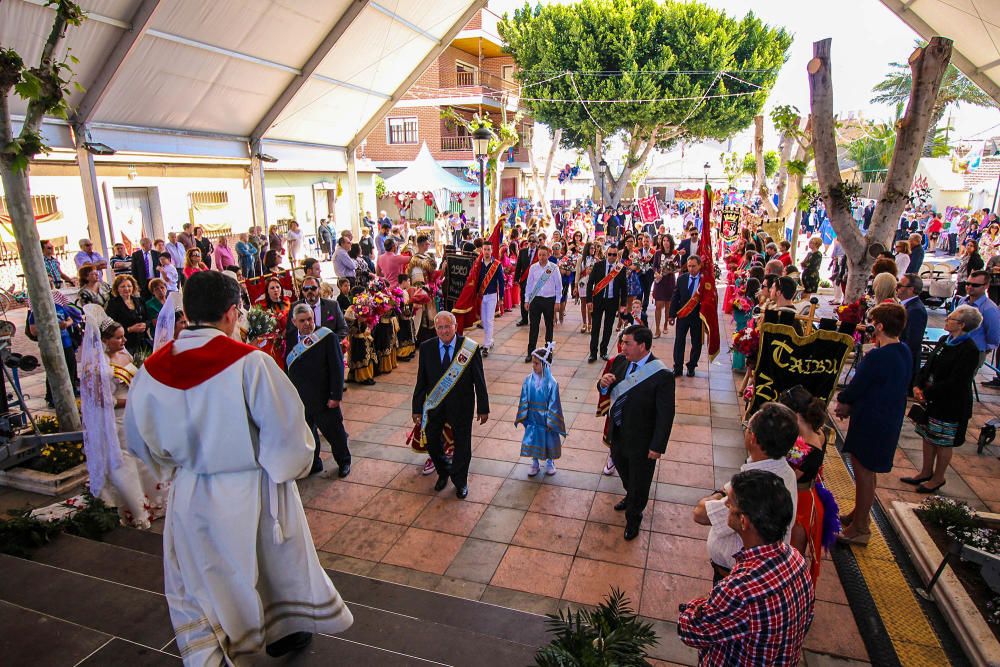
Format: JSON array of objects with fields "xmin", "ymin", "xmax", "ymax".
[
  {"xmin": 693, "ymin": 402, "xmax": 800, "ymax": 582},
  {"xmin": 165, "ymin": 231, "xmax": 186, "ymax": 269},
  {"xmin": 524, "ymin": 245, "xmax": 562, "ymax": 362}
]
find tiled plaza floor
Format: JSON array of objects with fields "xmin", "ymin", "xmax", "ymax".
[{"xmin": 295, "ymin": 300, "xmax": 869, "ymax": 666}]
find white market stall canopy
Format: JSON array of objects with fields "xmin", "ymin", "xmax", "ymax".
[
  {"xmin": 880, "ymin": 0, "xmax": 1000, "ymax": 105},
  {"xmin": 384, "ymin": 143, "xmax": 479, "ymax": 194},
  {"xmin": 384, "ymin": 142, "xmax": 478, "ymax": 212},
  {"xmin": 1, "ymin": 0, "xmax": 488, "ymax": 161}
]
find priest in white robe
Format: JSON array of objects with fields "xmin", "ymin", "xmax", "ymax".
[{"xmin": 125, "ymin": 270, "xmax": 352, "ymax": 665}]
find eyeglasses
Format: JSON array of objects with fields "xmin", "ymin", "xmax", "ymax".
[
  {"xmin": 967, "ymin": 282, "xmax": 988, "ymax": 288},
  {"xmin": 301, "ymin": 285, "xmax": 319, "ymax": 292}
]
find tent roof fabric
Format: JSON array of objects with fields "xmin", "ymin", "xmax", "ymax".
[
  {"xmin": 1, "ymin": 0, "xmax": 486, "ymax": 159},
  {"xmin": 879, "ymin": 0, "xmax": 1000, "ymax": 105},
  {"xmin": 383, "ymin": 143, "xmax": 479, "ymax": 193}
]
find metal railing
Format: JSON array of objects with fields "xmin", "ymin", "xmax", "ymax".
[{"xmin": 441, "ymin": 136, "xmax": 472, "ymax": 152}]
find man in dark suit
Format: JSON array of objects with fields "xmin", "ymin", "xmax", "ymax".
[
  {"xmin": 286, "ymin": 276, "xmax": 348, "ymax": 341},
  {"xmin": 908, "ymin": 233, "xmax": 925, "ymax": 275},
  {"xmin": 411, "ymin": 311, "xmax": 489, "ymax": 499},
  {"xmin": 862, "ymin": 201, "xmax": 875, "ymax": 231},
  {"xmin": 513, "ymin": 235, "xmax": 538, "ymax": 325},
  {"xmin": 285, "ymin": 303, "xmax": 351, "ymax": 477},
  {"xmin": 598, "ymin": 325, "xmax": 675, "ymax": 539},
  {"xmin": 669, "ymin": 256, "xmax": 704, "ymax": 377},
  {"xmin": 586, "ymin": 245, "xmax": 627, "ymax": 362},
  {"xmin": 898, "ymin": 273, "xmax": 928, "ymax": 388},
  {"xmin": 131, "ymin": 237, "xmax": 161, "ymax": 298},
  {"xmin": 677, "ymin": 229, "xmax": 699, "ymax": 262}
]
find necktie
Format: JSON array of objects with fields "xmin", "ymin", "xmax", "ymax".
[
  {"xmin": 610, "ymin": 363, "xmax": 637, "ymax": 427},
  {"xmin": 442, "ymin": 343, "xmax": 452, "ymax": 366},
  {"xmin": 607, "ymin": 262, "xmax": 614, "ymax": 298}
]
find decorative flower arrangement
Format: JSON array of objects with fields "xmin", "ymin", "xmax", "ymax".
[
  {"xmin": 352, "ymin": 292, "xmax": 380, "ymax": 328},
  {"xmin": 786, "ymin": 438, "xmax": 812, "ymax": 467},
  {"xmin": 246, "ymin": 306, "xmax": 278, "ymax": 341},
  {"xmin": 732, "ymin": 293, "xmax": 755, "ymax": 313},
  {"xmin": 732, "ymin": 323, "xmax": 760, "ymax": 357},
  {"xmin": 836, "ymin": 298, "xmax": 866, "ymax": 326},
  {"xmin": 558, "ymin": 255, "xmax": 576, "ymax": 275}
]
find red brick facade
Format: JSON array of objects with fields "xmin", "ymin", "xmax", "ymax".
[{"xmin": 360, "ymin": 10, "xmax": 531, "ymax": 170}]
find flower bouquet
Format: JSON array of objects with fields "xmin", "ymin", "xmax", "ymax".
[
  {"xmin": 352, "ymin": 292, "xmax": 380, "ymax": 328},
  {"xmin": 836, "ymin": 298, "xmax": 866, "ymax": 326},
  {"xmin": 732, "ymin": 323, "xmax": 760, "ymax": 358},
  {"xmin": 247, "ymin": 306, "xmax": 277, "ymax": 341},
  {"xmin": 558, "ymin": 255, "xmax": 576, "ymax": 276},
  {"xmin": 732, "ymin": 293, "xmax": 755, "ymax": 314}
]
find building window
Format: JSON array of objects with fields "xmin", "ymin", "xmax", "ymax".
[
  {"xmin": 273, "ymin": 195, "xmax": 296, "ymax": 220},
  {"xmin": 387, "ymin": 117, "xmax": 419, "ymax": 145},
  {"xmin": 456, "ymin": 60, "xmax": 479, "ymax": 86},
  {"xmin": 502, "ymin": 65, "xmax": 515, "ymax": 82},
  {"xmin": 188, "ymin": 191, "xmax": 229, "ymax": 206}
]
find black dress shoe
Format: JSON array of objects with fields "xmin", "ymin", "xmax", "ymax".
[
  {"xmin": 266, "ymin": 632, "xmax": 313, "ymax": 657},
  {"xmin": 672, "ymin": 367, "xmax": 682, "ymax": 376},
  {"xmin": 624, "ymin": 524, "xmax": 640, "ymax": 541},
  {"xmin": 525, "ymin": 355, "xmax": 533, "ymax": 363},
  {"xmin": 588, "ymin": 355, "xmax": 597, "ymax": 363},
  {"xmin": 686, "ymin": 368, "xmax": 695, "ymax": 377},
  {"xmin": 600, "ymin": 352, "xmax": 609, "ymax": 360},
  {"xmin": 309, "ymin": 460, "xmax": 323, "ymax": 476},
  {"xmin": 361, "ymin": 378, "xmax": 376, "ymax": 386},
  {"xmin": 434, "ymin": 475, "xmax": 449, "ymax": 492},
  {"xmin": 338, "ymin": 463, "xmax": 352, "ymax": 478},
  {"xmin": 614, "ymin": 499, "xmax": 628, "ymax": 512},
  {"xmin": 456, "ymin": 485, "xmax": 469, "ymax": 499},
  {"xmin": 516, "ymin": 320, "xmax": 528, "ymax": 326}
]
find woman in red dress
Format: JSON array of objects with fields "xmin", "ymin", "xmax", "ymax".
[
  {"xmin": 254, "ymin": 277, "xmax": 291, "ymax": 370},
  {"xmin": 503, "ymin": 240, "xmax": 520, "ymax": 312}
]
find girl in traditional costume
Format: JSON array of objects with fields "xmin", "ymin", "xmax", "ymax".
[
  {"xmin": 395, "ymin": 274, "xmax": 417, "ymax": 360},
  {"xmin": 80, "ymin": 305, "xmax": 168, "ymax": 529},
  {"xmin": 515, "ymin": 343, "xmax": 567, "ymax": 476},
  {"xmin": 345, "ymin": 288, "xmax": 377, "ymax": 385}
]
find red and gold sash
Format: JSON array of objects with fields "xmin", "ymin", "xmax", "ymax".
[
  {"xmin": 677, "ymin": 277, "xmax": 701, "ymax": 318},
  {"xmin": 594, "ymin": 263, "xmax": 624, "ymax": 295},
  {"xmin": 478, "ymin": 260, "xmax": 500, "ymax": 297}
]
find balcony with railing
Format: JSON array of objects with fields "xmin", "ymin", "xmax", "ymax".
[
  {"xmin": 456, "ymin": 70, "xmax": 478, "ymax": 87},
  {"xmin": 441, "ymin": 135, "xmax": 472, "ymax": 152}
]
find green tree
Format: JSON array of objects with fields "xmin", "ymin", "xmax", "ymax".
[
  {"xmin": 499, "ymin": 0, "xmax": 791, "ymax": 206},
  {"xmin": 871, "ymin": 40, "xmax": 997, "ymax": 157},
  {"xmin": 0, "ymin": 1, "xmax": 85, "ymax": 430},
  {"xmin": 742, "ymin": 150, "xmax": 778, "ymax": 177},
  {"xmin": 720, "ymin": 152, "xmax": 742, "ymax": 187}
]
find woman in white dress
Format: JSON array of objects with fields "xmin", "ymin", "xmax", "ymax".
[
  {"xmin": 285, "ymin": 221, "xmax": 303, "ymax": 264},
  {"xmin": 80, "ymin": 305, "xmax": 168, "ymax": 528}
]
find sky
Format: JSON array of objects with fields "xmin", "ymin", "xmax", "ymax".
[{"xmin": 488, "ymin": 0, "xmax": 1000, "ymax": 152}]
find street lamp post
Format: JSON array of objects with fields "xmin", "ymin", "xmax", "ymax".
[
  {"xmin": 472, "ymin": 127, "xmax": 492, "ymax": 238},
  {"xmin": 703, "ymin": 161, "xmax": 711, "ymax": 185},
  {"xmin": 599, "ymin": 158, "xmax": 608, "ymax": 209}
]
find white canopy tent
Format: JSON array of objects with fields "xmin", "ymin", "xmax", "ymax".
[
  {"xmin": 1, "ymin": 0, "xmax": 487, "ymax": 245},
  {"xmin": 880, "ymin": 0, "xmax": 1000, "ymax": 105},
  {"xmin": 383, "ymin": 142, "xmax": 478, "ymax": 212}
]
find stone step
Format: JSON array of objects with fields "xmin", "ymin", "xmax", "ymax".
[{"xmin": 8, "ymin": 533, "xmax": 545, "ymax": 666}]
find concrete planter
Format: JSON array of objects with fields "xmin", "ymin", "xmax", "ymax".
[
  {"xmin": 0, "ymin": 463, "xmax": 88, "ymax": 496},
  {"xmin": 888, "ymin": 500, "xmax": 1000, "ymax": 667}
]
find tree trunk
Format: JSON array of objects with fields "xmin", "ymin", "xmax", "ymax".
[
  {"xmin": 754, "ymin": 115, "xmax": 777, "ymax": 216},
  {"xmin": 773, "ymin": 125, "xmax": 795, "ymax": 212},
  {"xmin": 808, "ymin": 37, "xmax": 952, "ymax": 301},
  {"xmin": 0, "ymin": 166, "xmax": 81, "ymax": 430},
  {"xmin": 540, "ymin": 128, "xmax": 561, "ymax": 219}
]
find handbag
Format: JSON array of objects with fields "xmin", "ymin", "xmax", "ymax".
[{"xmin": 907, "ymin": 403, "xmax": 928, "ymax": 425}]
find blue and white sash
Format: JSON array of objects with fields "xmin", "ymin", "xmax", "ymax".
[
  {"xmin": 610, "ymin": 359, "xmax": 668, "ymax": 404},
  {"xmin": 527, "ymin": 263, "xmax": 557, "ymax": 302},
  {"xmin": 286, "ymin": 326, "xmax": 331, "ymax": 368},
  {"xmin": 420, "ymin": 337, "xmax": 479, "ymax": 444}
]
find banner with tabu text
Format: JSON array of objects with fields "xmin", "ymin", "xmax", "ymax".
[{"xmin": 747, "ymin": 322, "xmax": 855, "ymax": 416}]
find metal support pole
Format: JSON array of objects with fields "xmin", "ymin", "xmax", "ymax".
[
  {"xmin": 249, "ymin": 153, "xmax": 267, "ymax": 234},
  {"xmin": 992, "ymin": 170, "xmax": 1000, "ymax": 214},
  {"xmin": 75, "ymin": 140, "xmax": 112, "ymax": 282},
  {"xmin": 479, "ymin": 156, "xmax": 486, "ymax": 237},
  {"xmin": 346, "ymin": 150, "xmax": 361, "ymax": 238}
]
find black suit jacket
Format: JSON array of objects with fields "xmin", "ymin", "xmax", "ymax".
[
  {"xmin": 903, "ymin": 297, "xmax": 928, "ymax": 368},
  {"xmin": 600, "ymin": 354, "xmax": 675, "ymax": 456},
  {"xmin": 677, "ymin": 238, "xmax": 697, "ymax": 260},
  {"xmin": 285, "ymin": 329, "xmax": 344, "ymax": 415},
  {"xmin": 412, "ymin": 336, "xmax": 489, "ymax": 420},
  {"xmin": 514, "ymin": 247, "xmax": 537, "ymax": 283},
  {"xmin": 285, "ymin": 298, "xmax": 348, "ymax": 340},
  {"xmin": 586, "ymin": 260, "xmax": 627, "ymax": 307},
  {"xmin": 130, "ymin": 249, "xmax": 161, "ymax": 292},
  {"xmin": 669, "ymin": 273, "xmax": 701, "ymax": 319}
]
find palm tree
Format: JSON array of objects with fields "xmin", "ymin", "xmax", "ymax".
[{"xmin": 870, "ymin": 40, "xmax": 998, "ymax": 157}]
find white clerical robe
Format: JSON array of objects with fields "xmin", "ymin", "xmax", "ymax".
[{"xmin": 125, "ymin": 328, "xmax": 352, "ymax": 666}]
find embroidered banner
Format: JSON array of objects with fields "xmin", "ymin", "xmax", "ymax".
[{"xmin": 638, "ymin": 196, "xmax": 659, "ymax": 223}]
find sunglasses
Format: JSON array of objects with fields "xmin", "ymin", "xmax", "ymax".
[
  {"xmin": 301, "ymin": 285, "xmax": 319, "ymax": 292},
  {"xmin": 967, "ymin": 282, "xmax": 987, "ymax": 288}
]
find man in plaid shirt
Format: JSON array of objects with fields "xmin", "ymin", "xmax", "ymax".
[{"xmin": 678, "ymin": 469, "xmax": 815, "ymax": 665}]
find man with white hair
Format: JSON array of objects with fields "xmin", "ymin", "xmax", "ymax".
[
  {"xmin": 74, "ymin": 238, "xmax": 107, "ymax": 270},
  {"xmin": 412, "ymin": 311, "xmax": 489, "ymax": 499}
]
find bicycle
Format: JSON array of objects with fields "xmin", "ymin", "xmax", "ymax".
[{"xmin": 0, "ymin": 274, "xmax": 30, "ymax": 313}]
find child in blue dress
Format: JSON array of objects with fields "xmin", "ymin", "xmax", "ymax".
[{"xmin": 515, "ymin": 343, "xmax": 567, "ymax": 476}]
